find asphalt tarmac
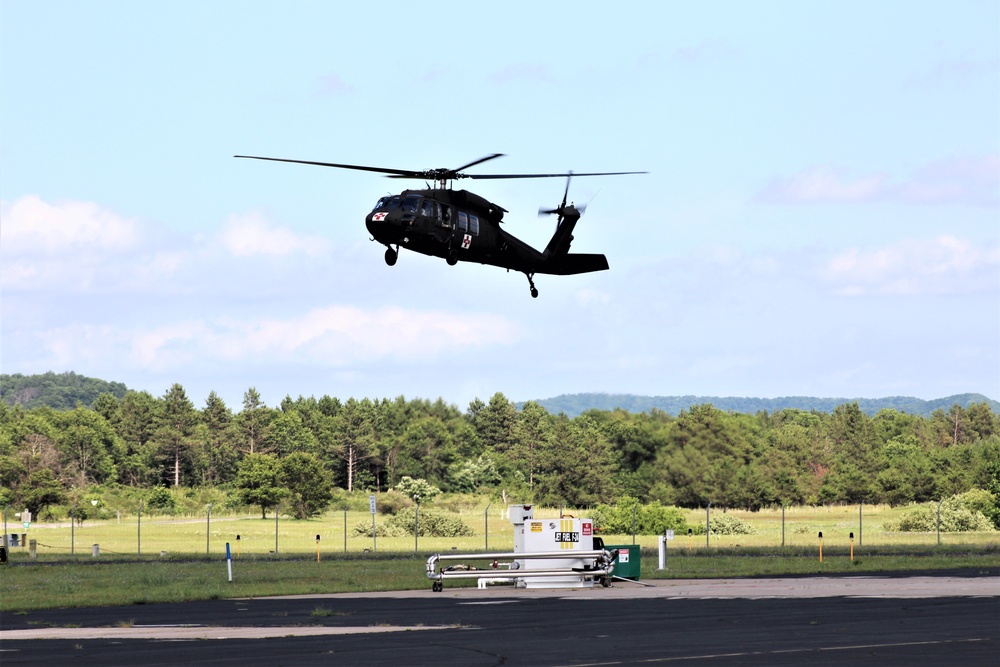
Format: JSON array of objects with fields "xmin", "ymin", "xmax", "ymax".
[{"xmin": 2, "ymin": 572, "xmax": 997, "ymax": 666}]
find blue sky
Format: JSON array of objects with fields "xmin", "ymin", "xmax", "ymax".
[{"xmin": 2, "ymin": 1, "xmax": 998, "ymax": 411}]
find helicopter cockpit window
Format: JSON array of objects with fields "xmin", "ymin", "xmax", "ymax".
[
  {"xmin": 457, "ymin": 211, "xmax": 468, "ymax": 232},
  {"xmin": 373, "ymin": 196, "xmax": 400, "ymax": 211},
  {"xmin": 469, "ymin": 214, "xmax": 480, "ymax": 236},
  {"xmin": 400, "ymin": 195, "xmax": 421, "ymax": 213}
]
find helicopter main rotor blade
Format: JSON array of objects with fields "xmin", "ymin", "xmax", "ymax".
[
  {"xmin": 236, "ymin": 154, "xmax": 647, "ymax": 182},
  {"xmin": 466, "ymin": 170, "xmax": 647, "ymax": 180},
  {"xmin": 234, "ymin": 155, "xmax": 423, "ymax": 178},
  {"xmin": 453, "ymin": 153, "xmax": 506, "ymax": 173}
]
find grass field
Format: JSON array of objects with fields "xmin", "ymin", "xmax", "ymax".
[
  {"xmin": 5, "ymin": 503, "xmax": 996, "ymax": 558},
  {"xmin": 2, "ymin": 504, "xmax": 997, "ymax": 612}
]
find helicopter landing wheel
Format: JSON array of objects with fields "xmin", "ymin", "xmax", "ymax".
[
  {"xmin": 432, "ymin": 581, "xmax": 443, "ymax": 592},
  {"xmin": 526, "ymin": 273, "xmax": 538, "ymax": 298},
  {"xmin": 446, "ymin": 250, "xmax": 458, "ymax": 266},
  {"xmin": 384, "ymin": 247, "xmax": 398, "ymax": 266}
]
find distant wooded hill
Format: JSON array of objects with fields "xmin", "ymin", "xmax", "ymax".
[
  {"xmin": 0, "ymin": 372, "xmax": 128, "ymax": 410},
  {"xmin": 3, "ymin": 372, "xmax": 996, "ymax": 419},
  {"xmin": 525, "ymin": 393, "xmax": 1000, "ymax": 418}
]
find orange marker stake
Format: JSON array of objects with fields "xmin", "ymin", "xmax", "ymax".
[
  {"xmin": 849, "ymin": 532, "xmax": 854, "ymax": 561},
  {"xmin": 316, "ymin": 535, "xmax": 321, "ymax": 563},
  {"xmin": 818, "ymin": 531, "xmax": 824, "ymax": 563}
]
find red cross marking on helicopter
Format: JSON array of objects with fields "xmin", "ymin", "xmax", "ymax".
[{"xmin": 462, "ymin": 234, "xmax": 472, "ymax": 249}]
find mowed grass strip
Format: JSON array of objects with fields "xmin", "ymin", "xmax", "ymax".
[
  {"xmin": 1, "ymin": 555, "xmax": 434, "ymax": 612},
  {"xmin": 2, "ymin": 545, "xmax": 998, "ymax": 612}
]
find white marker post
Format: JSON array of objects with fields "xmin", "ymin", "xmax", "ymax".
[
  {"xmin": 226, "ymin": 542, "xmax": 233, "ymax": 582},
  {"xmin": 658, "ymin": 530, "xmax": 675, "ymax": 570}
]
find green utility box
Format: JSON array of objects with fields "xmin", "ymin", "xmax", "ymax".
[{"xmin": 607, "ymin": 544, "xmax": 641, "ymax": 580}]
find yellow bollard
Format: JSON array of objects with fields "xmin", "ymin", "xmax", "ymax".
[
  {"xmin": 849, "ymin": 532, "xmax": 854, "ymax": 561},
  {"xmin": 316, "ymin": 535, "xmax": 321, "ymax": 563},
  {"xmin": 818, "ymin": 531, "xmax": 823, "ymax": 563}
]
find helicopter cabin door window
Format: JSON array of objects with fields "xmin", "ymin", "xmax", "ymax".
[
  {"xmin": 469, "ymin": 214, "xmax": 480, "ymax": 236},
  {"xmin": 457, "ymin": 211, "xmax": 468, "ymax": 232},
  {"xmin": 420, "ymin": 199, "xmax": 441, "ymax": 223}
]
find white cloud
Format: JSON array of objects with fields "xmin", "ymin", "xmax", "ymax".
[
  {"xmin": 672, "ymin": 39, "xmax": 742, "ymax": 65},
  {"xmin": 0, "ymin": 195, "xmax": 139, "ymax": 254},
  {"xmin": 489, "ymin": 64, "xmax": 552, "ymax": 84},
  {"xmin": 316, "ymin": 72, "xmax": 355, "ymax": 96},
  {"xmin": 1, "ymin": 197, "xmax": 336, "ymax": 293},
  {"xmin": 207, "ymin": 305, "xmax": 517, "ymax": 363},
  {"xmin": 33, "ymin": 306, "xmax": 521, "ymax": 373},
  {"xmin": 757, "ymin": 168, "xmax": 888, "ymax": 204},
  {"xmin": 219, "ymin": 211, "xmax": 329, "ymax": 257},
  {"xmin": 823, "ymin": 235, "xmax": 1000, "ymax": 296},
  {"xmin": 758, "ymin": 154, "xmax": 999, "ymax": 207}
]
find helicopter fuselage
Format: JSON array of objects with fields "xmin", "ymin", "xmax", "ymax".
[{"xmin": 365, "ymin": 188, "xmax": 605, "ymax": 279}]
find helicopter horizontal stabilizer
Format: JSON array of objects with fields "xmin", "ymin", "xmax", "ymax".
[{"xmin": 542, "ymin": 253, "xmax": 609, "ymax": 275}]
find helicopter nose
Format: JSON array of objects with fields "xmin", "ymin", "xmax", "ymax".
[{"xmin": 366, "ymin": 211, "xmax": 403, "ymax": 244}]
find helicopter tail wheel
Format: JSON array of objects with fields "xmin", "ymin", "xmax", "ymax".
[
  {"xmin": 446, "ymin": 250, "xmax": 458, "ymax": 266},
  {"xmin": 384, "ymin": 246, "xmax": 398, "ymax": 266},
  {"xmin": 526, "ymin": 273, "xmax": 539, "ymax": 298}
]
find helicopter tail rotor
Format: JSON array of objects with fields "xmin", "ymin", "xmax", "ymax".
[{"xmin": 537, "ymin": 172, "xmax": 587, "ymax": 220}]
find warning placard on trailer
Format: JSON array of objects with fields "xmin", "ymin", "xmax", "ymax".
[{"xmin": 582, "ymin": 522, "xmax": 593, "ymax": 536}]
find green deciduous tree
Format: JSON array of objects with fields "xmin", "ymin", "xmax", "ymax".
[
  {"xmin": 19, "ymin": 468, "xmax": 66, "ymax": 518},
  {"xmin": 279, "ymin": 452, "xmax": 331, "ymax": 519},
  {"xmin": 234, "ymin": 453, "xmax": 286, "ymax": 519}
]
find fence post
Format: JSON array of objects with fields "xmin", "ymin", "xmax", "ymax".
[
  {"xmin": 137, "ymin": 503, "xmax": 143, "ymax": 557},
  {"xmin": 485, "ymin": 502, "xmax": 491, "ymax": 551},
  {"xmin": 632, "ymin": 503, "xmax": 637, "ymax": 545},
  {"xmin": 343, "ymin": 507, "xmax": 347, "ymax": 554},
  {"xmin": 2, "ymin": 506, "xmax": 8, "ymax": 549},
  {"xmin": 414, "ymin": 500, "xmax": 420, "ymax": 552},
  {"xmin": 781, "ymin": 504, "xmax": 786, "ymax": 547},
  {"xmin": 275, "ymin": 503, "xmax": 280, "ymax": 555},
  {"xmin": 937, "ymin": 498, "xmax": 942, "ymax": 546},
  {"xmin": 705, "ymin": 503, "xmax": 712, "ymax": 549},
  {"xmin": 859, "ymin": 503, "xmax": 863, "ymax": 547},
  {"xmin": 206, "ymin": 503, "xmax": 214, "ymax": 555},
  {"xmin": 71, "ymin": 506, "xmax": 76, "ymax": 556}
]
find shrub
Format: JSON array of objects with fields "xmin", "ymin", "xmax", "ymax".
[
  {"xmin": 708, "ymin": 513, "xmax": 756, "ymax": 535},
  {"xmin": 350, "ymin": 510, "xmax": 476, "ymax": 538},
  {"xmin": 375, "ymin": 490, "xmax": 413, "ymax": 515},
  {"xmin": 146, "ymin": 486, "xmax": 177, "ymax": 514},
  {"xmin": 350, "ymin": 519, "xmax": 408, "ymax": 538},
  {"xmin": 591, "ymin": 496, "xmax": 689, "ymax": 535},
  {"xmin": 953, "ymin": 489, "xmax": 995, "ymax": 516},
  {"xmin": 386, "ymin": 510, "xmax": 476, "ymax": 537},
  {"xmin": 885, "ymin": 495, "xmax": 997, "ymax": 532},
  {"xmin": 395, "ymin": 477, "xmax": 441, "ymax": 503}
]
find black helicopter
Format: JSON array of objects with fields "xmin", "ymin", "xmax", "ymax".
[{"xmin": 234, "ymin": 153, "xmax": 644, "ymax": 297}]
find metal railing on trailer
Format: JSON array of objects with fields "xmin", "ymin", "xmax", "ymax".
[{"xmin": 425, "ymin": 549, "xmax": 617, "ymax": 591}]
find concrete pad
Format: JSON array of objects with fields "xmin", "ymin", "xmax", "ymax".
[{"xmin": 252, "ymin": 575, "xmax": 1000, "ymax": 600}]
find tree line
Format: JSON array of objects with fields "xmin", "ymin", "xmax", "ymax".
[{"xmin": 1, "ymin": 384, "xmax": 997, "ymax": 520}]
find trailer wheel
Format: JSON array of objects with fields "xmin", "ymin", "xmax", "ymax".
[{"xmin": 432, "ymin": 581, "xmax": 443, "ymax": 592}]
